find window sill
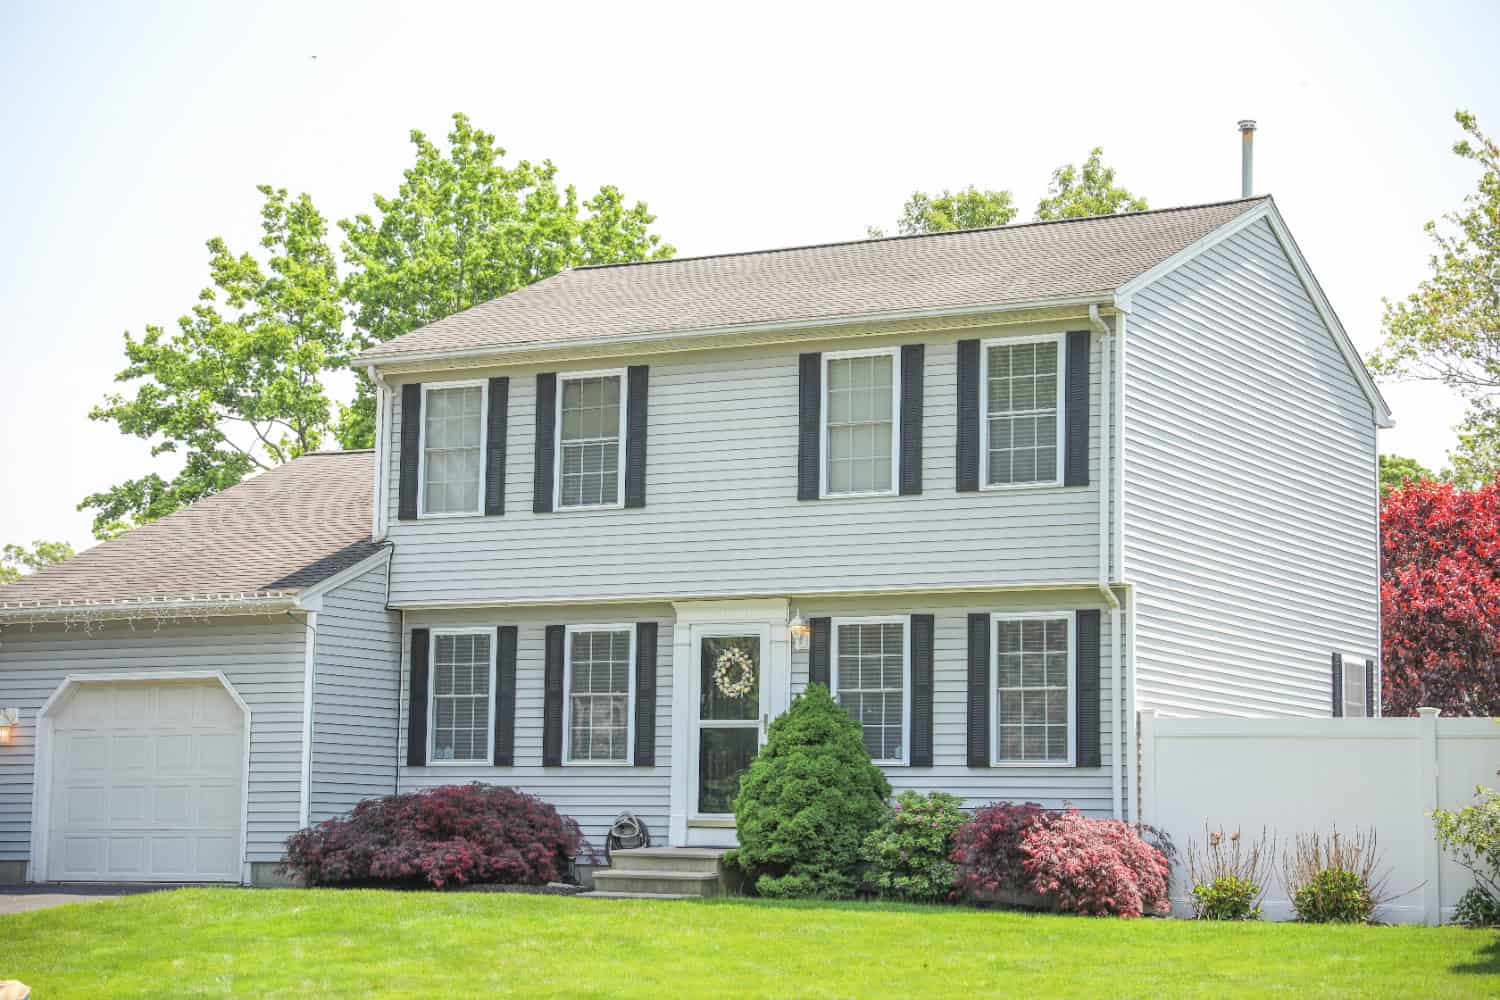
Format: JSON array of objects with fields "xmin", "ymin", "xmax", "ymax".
[
  {"xmin": 423, "ymin": 758, "xmax": 491, "ymax": 767},
  {"xmin": 978, "ymin": 480, "xmax": 1066, "ymax": 493},
  {"xmin": 553, "ymin": 502, "xmax": 626, "ymax": 513},
  {"xmin": 989, "ymin": 759, "xmax": 1076, "ymax": 768},
  {"xmin": 559, "ymin": 759, "xmax": 635, "ymax": 767},
  {"xmin": 415, "ymin": 510, "xmax": 487, "ymax": 520},
  {"xmin": 818, "ymin": 489, "xmax": 899, "ymax": 500}
]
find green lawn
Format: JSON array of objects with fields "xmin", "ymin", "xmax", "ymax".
[{"xmin": 2, "ymin": 888, "xmax": 1497, "ymax": 998}]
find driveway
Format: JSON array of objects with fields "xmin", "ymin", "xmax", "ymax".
[{"xmin": 0, "ymin": 884, "xmax": 183, "ymax": 916}]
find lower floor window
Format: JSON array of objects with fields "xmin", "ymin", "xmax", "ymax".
[
  {"xmin": 994, "ymin": 615, "xmax": 1071, "ymax": 763},
  {"xmin": 834, "ymin": 619, "xmax": 907, "ymax": 763},
  {"xmin": 567, "ymin": 627, "xmax": 633, "ymax": 762},
  {"xmin": 431, "ymin": 631, "xmax": 493, "ymax": 762}
]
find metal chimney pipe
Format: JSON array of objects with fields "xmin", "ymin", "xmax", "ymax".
[{"xmin": 1238, "ymin": 119, "xmax": 1257, "ymax": 197}]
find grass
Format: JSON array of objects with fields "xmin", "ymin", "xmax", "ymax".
[{"xmin": 2, "ymin": 888, "xmax": 1498, "ymax": 998}]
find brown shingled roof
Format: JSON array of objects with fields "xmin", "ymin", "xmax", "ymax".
[
  {"xmin": 0, "ymin": 451, "xmax": 381, "ymax": 609},
  {"xmin": 358, "ymin": 198, "xmax": 1266, "ymax": 363}
]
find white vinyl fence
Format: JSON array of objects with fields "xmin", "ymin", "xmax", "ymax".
[{"xmin": 1140, "ymin": 708, "xmax": 1500, "ymax": 924}]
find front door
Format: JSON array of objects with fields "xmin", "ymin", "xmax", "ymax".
[{"xmin": 687, "ymin": 624, "xmax": 770, "ymax": 846}]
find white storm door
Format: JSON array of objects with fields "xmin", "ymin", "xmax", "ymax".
[{"xmin": 688, "ymin": 625, "xmax": 771, "ymax": 836}]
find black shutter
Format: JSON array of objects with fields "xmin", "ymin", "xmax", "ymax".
[
  {"xmin": 1365, "ymin": 658, "xmax": 1377, "ymax": 718},
  {"xmin": 956, "ymin": 340, "xmax": 980, "ymax": 491},
  {"xmin": 533, "ymin": 373, "xmax": 557, "ymax": 513},
  {"xmin": 485, "ymin": 377, "xmax": 509, "ymax": 516},
  {"xmin": 909, "ymin": 614, "xmax": 935, "ymax": 766},
  {"xmin": 966, "ymin": 613, "xmax": 990, "ymax": 767},
  {"xmin": 809, "ymin": 617, "xmax": 831, "ymax": 687},
  {"xmin": 634, "ymin": 622, "xmax": 657, "ymax": 765},
  {"xmin": 1064, "ymin": 330, "xmax": 1090, "ymax": 487},
  {"xmin": 798, "ymin": 353, "xmax": 821, "ymax": 500},
  {"xmin": 1331, "ymin": 652, "xmax": 1344, "ymax": 717},
  {"xmin": 397, "ymin": 383, "xmax": 422, "ymax": 520},
  {"xmin": 543, "ymin": 625, "xmax": 565, "ymax": 765},
  {"xmin": 406, "ymin": 628, "xmax": 430, "ymax": 766},
  {"xmin": 900, "ymin": 344, "xmax": 925, "ymax": 495},
  {"xmin": 624, "ymin": 365, "xmax": 650, "ymax": 508},
  {"xmin": 494, "ymin": 626, "xmax": 517, "ymax": 765},
  {"xmin": 1075, "ymin": 610, "xmax": 1101, "ymax": 768}
]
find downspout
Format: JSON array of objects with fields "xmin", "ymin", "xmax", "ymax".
[
  {"xmin": 1089, "ymin": 304, "xmax": 1124, "ymax": 821},
  {"xmin": 1115, "ymin": 303, "xmax": 1139, "ymax": 823},
  {"xmin": 367, "ymin": 365, "xmax": 391, "ymax": 542},
  {"xmin": 297, "ymin": 610, "xmax": 319, "ymax": 829}
]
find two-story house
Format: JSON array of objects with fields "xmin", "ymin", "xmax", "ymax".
[{"xmin": 0, "ymin": 195, "xmax": 1391, "ymax": 886}]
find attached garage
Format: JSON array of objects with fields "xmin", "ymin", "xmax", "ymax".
[{"xmin": 35, "ymin": 676, "xmax": 247, "ymax": 883}]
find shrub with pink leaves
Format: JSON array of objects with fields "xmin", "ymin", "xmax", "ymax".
[
  {"xmin": 950, "ymin": 801, "xmax": 1058, "ymax": 898},
  {"xmin": 280, "ymin": 783, "xmax": 591, "ymax": 889},
  {"xmin": 1019, "ymin": 809, "xmax": 1171, "ymax": 918}
]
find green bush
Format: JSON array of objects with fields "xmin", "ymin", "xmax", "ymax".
[
  {"xmin": 729, "ymin": 684, "xmax": 891, "ymax": 899},
  {"xmin": 1190, "ymin": 875, "xmax": 1263, "ymax": 921},
  {"xmin": 1454, "ymin": 886, "xmax": 1500, "ymax": 927},
  {"xmin": 861, "ymin": 791, "xmax": 965, "ymax": 903},
  {"xmin": 1432, "ymin": 786, "xmax": 1500, "ymax": 925},
  {"xmin": 1292, "ymin": 868, "xmax": 1374, "ymax": 924}
]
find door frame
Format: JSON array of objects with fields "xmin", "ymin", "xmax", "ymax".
[
  {"xmin": 28, "ymin": 671, "xmax": 252, "ymax": 884},
  {"xmin": 669, "ymin": 599, "xmax": 791, "ymax": 847}
]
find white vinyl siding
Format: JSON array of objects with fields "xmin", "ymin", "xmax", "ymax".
[
  {"xmin": 557, "ymin": 372, "xmax": 624, "ymax": 509},
  {"xmin": 429, "ymin": 631, "xmax": 494, "ymax": 763},
  {"xmin": 0, "ymin": 616, "xmax": 307, "ymax": 867},
  {"xmin": 1123, "ymin": 217, "xmax": 1381, "ymax": 718},
  {"xmin": 832, "ymin": 618, "xmax": 908, "ymax": 764},
  {"xmin": 564, "ymin": 626, "xmax": 634, "ymax": 764},
  {"xmin": 993, "ymin": 614, "xmax": 1073, "ymax": 765},
  {"xmin": 983, "ymin": 335, "xmax": 1062, "ymax": 487},
  {"xmin": 382, "ymin": 321, "xmax": 1103, "ymax": 606},
  {"xmin": 420, "ymin": 382, "xmax": 486, "ymax": 517},
  {"xmin": 823, "ymin": 349, "xmax": 898, "ymax": 497}
]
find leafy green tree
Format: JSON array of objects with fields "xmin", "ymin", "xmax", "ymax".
[
  {"xmin": 868, "ymin": 187, "xmax": 1018, "ymax": 237},
  {"xmin": 81, "ymin": 186, "xmax": 348, "ymax": 538},
  {"xmin": 337, "ymin": 113, "xmax": 675, "ymax": 446},
  {"xmin": 1379, "ymin": 453, "xmax": 1439, "ymax": 497},
  {"xmin": 0, "ymin": 541, "xmax": 75, "ymax": 584},
  {"xmin": 1035, "ymin": 147, "xmax": 1148, "ymax": 220},
  {"xmin": 1369, "ymin": 111, "xmax": 1500, "ymax": 487}
]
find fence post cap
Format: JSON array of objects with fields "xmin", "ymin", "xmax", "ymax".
[{"xmin": 1416, "ymin": 707, "xmax": 1441, "ymax": 718}]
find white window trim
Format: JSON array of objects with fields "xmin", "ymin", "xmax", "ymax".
[
  {"xmin": 830, "ymin": 615, "xmax": 911, "ymax": 766},
  {"xmin": 416, "ymin": 378, "xmax": 490, "ymax": 519},
  {"xmin": 425, "ymin": 627, "xmax": 498, "ymax": 766},
  {"xmin": 553, "ymin": 367, "xmax": 629, "ymax": 512},
  {"xmin": 990, "ymin": 610, "xmax": 1076, "ymax": 767},
  {"xmin": 562, "ymin": 622, "xmax": 636, "ymax": 766},
  {"xmin": 820, "ymin": 346, "xmax": 902, "ymax": 499},
  {"xmin": 979, "ymin": 333, "xmax": 1066, "ymax": 491}
]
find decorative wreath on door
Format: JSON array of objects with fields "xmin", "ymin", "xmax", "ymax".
[{"xmin": 713, "ymin": 647, "xmax": 756, "ymax": 699}]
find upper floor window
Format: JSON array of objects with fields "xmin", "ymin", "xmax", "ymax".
[
  {"xmin": 823, "ymin": 348, "xmax": 899, "ymax": 497},
  {"xmin": 983, "ymin": 336, "xmax": 1063, "ymax": 487},
  {"xmin": 429, "ymin": 629, "xmax": 494, "ymax": 762},
  {"xmin": 992, "ymin": 613, "xmax": 1073, "ymax": 765},
  {"xmin": 420, "ymin": 381, "xmax": 487, "ymax": 516},
  {"xmin": 833, "ymin": 618, "xmax": 908, "ymax": 764},
  {"xmin": 1342, "ymin": 657, "xmax": 1368, "ymax": 718},
  {"xmin": 557, "ymin": 371, "xmax": 625, "ymax": 509},
  {"xmin": 565, "ymin": 625, "xmax": 634, "ymax": 763}
]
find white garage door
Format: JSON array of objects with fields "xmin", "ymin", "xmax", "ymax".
[{"xmin": 46, "ymin": 679, "xmax": 245, "ymax": 882}]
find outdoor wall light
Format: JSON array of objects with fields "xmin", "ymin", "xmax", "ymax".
[
  {"xmin": 0, "ymin": 708, "xmax": 17, "ymax": 745},
  {"xmin": 788, "ymin": 611, "xmax": 811, "ymax": 652}
]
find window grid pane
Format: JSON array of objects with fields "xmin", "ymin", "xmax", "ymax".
[
  {"xmin": 422, "ymin": 386, "xmax": 484, "ymax": 514},
  {"xmin": 431, "ymin": 633, "xmax": 491, "ymax": 762},
  {"xmin": 995, "ymin": 617, "xmax": 1069, "ymax": 762},
  {"xmin": 569, "ymin": 629, "xmax": 631, "ymax": 761},
  {"xmin": 1343, "ymin": 661, "xmax": 1366, "ymax": 718},
  {"xmin": 826, "ymin": 354, "xmax": 895, "ymax": 494},
  {"xmin": 559, "ymin": 376, "xmax": 622, "ymax": 507},
  {"xmin": 986, "ymin": 341, "xmax": 1059, "ymax": 486},
  {"xmin": 836, "ymin": 622, "xmax": 905, "ymax": 761}
]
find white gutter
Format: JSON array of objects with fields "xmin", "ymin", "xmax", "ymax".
[
  {"xmin": 367, "ymin": 365, "xmax": 392, "ymax": 542},
  {"xmin": 0, "ymin": 593, "xmax": 300, "ymax": 624},
  {"xmin": 1089, "ymin": 304, "xmax": 1123, "ymax": 821}
]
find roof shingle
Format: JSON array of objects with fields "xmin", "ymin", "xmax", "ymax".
[
  {"xmin": 0, "ymin": 452, "xmax": 381, "ymax": 609},
  {"xmin": 359, "ymin": 198, "xmax": 1266, "ymax": 363}
]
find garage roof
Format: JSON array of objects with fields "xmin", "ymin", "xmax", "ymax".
[{"xmin": 0, "ymin": 451, "xmax": 382, "ymax": 611}]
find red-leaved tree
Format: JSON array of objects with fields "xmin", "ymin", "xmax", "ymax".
[{"xmin": 1381, "ymin": 479, "xmax": 1500, "ymax": 715}]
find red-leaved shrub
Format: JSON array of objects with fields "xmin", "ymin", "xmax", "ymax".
[
  {"xmin": 950, "ymin": 801, "xmax": 1058, "ymax": 898},
  {"xmin": 1019, "ymin": 809, "xmax": 1170, "ymax": 918},
  {"xmin": 280, "ymin": 784, "xmax": 591, "ymax": 888}
]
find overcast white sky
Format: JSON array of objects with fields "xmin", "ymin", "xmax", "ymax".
[{"xmin": 2, "ymin": 0, "xmax": 1497, "ymax": 552}]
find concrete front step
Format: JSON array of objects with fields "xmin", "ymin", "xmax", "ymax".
[
  {"xmin": 579, "ymin": 891, "xmax": 698, "ymax": 900},
  {"xmin": 606, "ymin": 847, "xmax": 726, "ymax": 875},
  {"xmin": 589, "ymin": 869, "xmax": 724, "ymax": 897}
]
